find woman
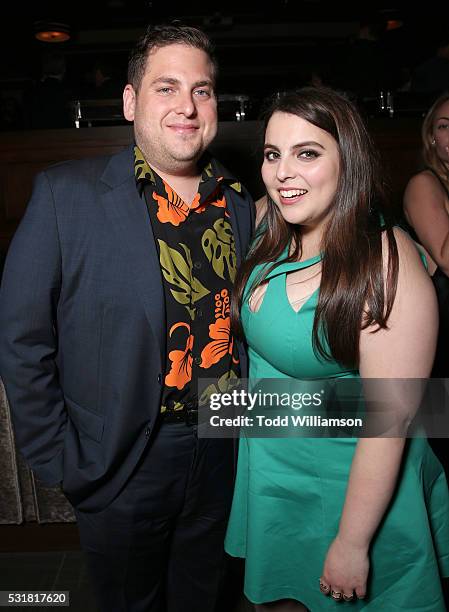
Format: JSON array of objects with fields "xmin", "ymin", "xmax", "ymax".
[
  {"xmin": 403, "ymin": 92, "xmax": 449, "ymax": 377},
  {"xmin": 225, "ymin": 87, "xmax": 449, "ymax": 610}
]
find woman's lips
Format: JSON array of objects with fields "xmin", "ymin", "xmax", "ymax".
[{"xmin": 278, "ymin": 188, "xmax": 308, "ymax": 205}]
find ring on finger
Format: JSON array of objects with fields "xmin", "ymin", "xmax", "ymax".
[
  {"xmin": 331, "ymin": 590, "xmax": 343, "ymax": 601},
  {"xmin": 319, "ymin": 581, "xmax": 330, "ymax": 594}
]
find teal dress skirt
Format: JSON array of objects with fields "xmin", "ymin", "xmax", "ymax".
[{"xmin": 225, "ymin": 255, "xmax": 449, "ymax": 610}]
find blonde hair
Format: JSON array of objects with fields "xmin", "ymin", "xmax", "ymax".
[{"xmin": 422, "ymin": 92, "xmax": 449, "ymax": 185}]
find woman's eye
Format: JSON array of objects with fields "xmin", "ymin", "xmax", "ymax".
[
  {"xmin": 264, "ymin": 151, "xmax": 279, "ymax": 161},
  {"xmin": 298, "ymin": 150, "xmax": 319, "ymax": 159},
  {"xmin": 437, "ymin": 123, "xmax": 449, "ymax": 130}
]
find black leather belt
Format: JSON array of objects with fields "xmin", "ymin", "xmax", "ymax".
[{"xmin": 161, "ymin": 403, "xmax": 198, "ymax": 425}]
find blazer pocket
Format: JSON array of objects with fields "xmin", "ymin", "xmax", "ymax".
[{"xmin": 65, "ymin": 396, "xmax": 104, "ymax": 443}]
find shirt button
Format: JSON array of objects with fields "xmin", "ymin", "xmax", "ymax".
[
  {"xmin": 194, "ymin": 356, "xmax": 202, "ymax": 366},
  {"xmin": 193, "ymin": 261, "xmax": 202, "ymax": 270},
  {"xmin": 157, "ymin": 373, "xmax": 162, "ymax": 384},
  {"xmin": 144, "ymin": 427, "xmax": 151, "ymax": 437},
  {"xmin": 196, "ymin": 308, "xmax": 203, "ymax": 318}
]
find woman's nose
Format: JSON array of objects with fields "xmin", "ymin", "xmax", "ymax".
[{"xmin": 276, "ymin": 158, "xmax": 296, "ymax": 182}]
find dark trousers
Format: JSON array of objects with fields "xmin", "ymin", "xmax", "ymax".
[{"xmin": 75, "ymin": 420, "xmax": 235, "ymax": 612}]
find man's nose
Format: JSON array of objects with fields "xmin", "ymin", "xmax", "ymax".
[{"xmin": 175, "ymin": 91, "xmax": 196, "ymax": 117}]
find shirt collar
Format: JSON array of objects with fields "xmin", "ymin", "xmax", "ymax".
[{"xmin": 133, "ymin": 144, "xmax": 242, "ymax": 194}]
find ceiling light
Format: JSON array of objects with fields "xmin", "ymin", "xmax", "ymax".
[
  {"xmin": 34, "ymin": 21, "xmax": 71, "ymax": 43},
  {"xmin": 386, "ymin": 19, "xmax": 403, "ymax": 31}
]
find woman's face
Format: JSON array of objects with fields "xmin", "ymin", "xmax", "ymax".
[
  {"xmin": 432, "ymin": 100, "xmax": 449, "ymax": 166},
  {"xmin": 262, "ymin": 111, "xmax": 340, "ymax": 232}
]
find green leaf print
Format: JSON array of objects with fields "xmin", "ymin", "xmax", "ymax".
[
  {"xmin": 134, "ymin": 146, "xmax": 156, "ymax": 183},
  {"xmin": 158, "ymin": 240, "xmax": 210, "ymax": 313},
  {"xmin": 201, "ymin": 219, "xmax": 237, "ymax": 281},
  {"xmin": 198, "ymin": 370, "xmax": 240, "ymax": 407}
]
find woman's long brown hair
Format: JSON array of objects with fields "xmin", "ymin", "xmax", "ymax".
[{"xmin": 231, "ymin": 87, "xmax": 399, "ymax": 368}]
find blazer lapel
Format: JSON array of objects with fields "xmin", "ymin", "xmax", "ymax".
[
  {"xmin": 100, "ymin": 146, "xmax": 166, "ymax": 366},
  {"xmin": 225, "ymin": 186, "xmax": 253, "ymax": 266}
]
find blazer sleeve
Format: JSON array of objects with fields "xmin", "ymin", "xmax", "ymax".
[{"xmin": 0, "ymin": 171, "xmax": 67, "ymax": 485}]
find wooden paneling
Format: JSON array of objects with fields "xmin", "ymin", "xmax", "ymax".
[
  {"xmin": 369, "ymin": 117, "xmax": 422, "ymax": 213},
  {"xmin": 0, "ymin": 126, "xmax": 133, "ymax": 253},
  {"xmin": 0, "ymin": 119, "xmax": 423, "ymax": 254}
]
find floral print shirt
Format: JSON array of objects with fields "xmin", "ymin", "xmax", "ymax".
[{"xmin": 134, "ymin": 146, "xmax": 241, "ymax": 413}]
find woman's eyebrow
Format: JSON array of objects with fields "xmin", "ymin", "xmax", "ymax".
[{"xmin": 263, "ymin": 141, "xmax": 325, "ymax": 150}]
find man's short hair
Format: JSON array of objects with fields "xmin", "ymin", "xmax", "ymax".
[{"xmin": 127, "ymin": 24, "xmax": 218, "ymax": 92}]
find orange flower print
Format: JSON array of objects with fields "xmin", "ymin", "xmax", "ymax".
[
  {"xmin": 153, "ymin": 182, "xmax": 199, "ymax": 226},
  {"xmin": 194, "ymin": 195, "xmax": 226, "ymax": 215},
  {"xmin": 212, "ymin": 195, "xmax": 226, "ymax": 208},
  {"xmin": 214, "ymin": 288, "xmax": 230, "ymax": 319},
  {"xmin": 201, "ymin": 289, "xmax": 238, "ymax": 369},
  {"xmin": 200, "ymin": 317, "xmax": 234, "ymax": 369},
  {"xmin": 165, "ymin": 322, "xmax": 194, "ymax": 389}
]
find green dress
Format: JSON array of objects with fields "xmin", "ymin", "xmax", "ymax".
[{"xmin": 225, "ymin": 254, "xmax": 449, "ymax": 610}]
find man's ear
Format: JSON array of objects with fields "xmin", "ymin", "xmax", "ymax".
[{"xmin": 123, "ymin": 84, "xmax": 136, "ymax": 121}]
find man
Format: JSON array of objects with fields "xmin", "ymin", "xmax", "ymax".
[{"xmin": 0, "ymin": 24, "xmax": 254, "ymax": 612}]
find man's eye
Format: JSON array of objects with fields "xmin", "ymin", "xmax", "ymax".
[
  {"xmin": 157, "ymin": 87, "xmax": 173, "ymax": 94},
  {"xmin": 194, "ymin": 89, "xmax": 210, "ymax": 97}
]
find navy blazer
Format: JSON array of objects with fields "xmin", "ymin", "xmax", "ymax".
[{"xmin": 0, "ymin": 144, "xmax": 255, "ymax": 512}]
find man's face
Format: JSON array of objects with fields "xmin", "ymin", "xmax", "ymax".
[{"xmin": 123, "ymin": 44, "xmax": 217, "ymax": 174}]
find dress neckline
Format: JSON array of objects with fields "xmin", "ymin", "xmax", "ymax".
[{"xmin": 263, "ymin": 252, "xmax": 322, "ymax": 281}]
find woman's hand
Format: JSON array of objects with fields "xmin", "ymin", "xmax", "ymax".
[{"xmin": 319, "ymin": 535, "xmax": 369, "ymax": 602}]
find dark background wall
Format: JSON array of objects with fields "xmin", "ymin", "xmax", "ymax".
[
  {"xmin": 1, "ymin": 2, "xmax": 449, "ymax": 131},
  {"xmin": 1, "ymin": 2, "xmax": 445, "ymax": 258}
]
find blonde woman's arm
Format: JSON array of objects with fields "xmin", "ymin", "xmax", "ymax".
[{"xmin": 404, "ymin": 171, "xmax": 449, "ymax": 275}]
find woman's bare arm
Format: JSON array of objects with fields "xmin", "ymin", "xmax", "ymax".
[
  {"xmin": 404, "ymin": 171, "xmax": 449, "ymax": 275},
  {"xmin": 321, "ymin": 229, "xmax": 438, "ymax": 598}
]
